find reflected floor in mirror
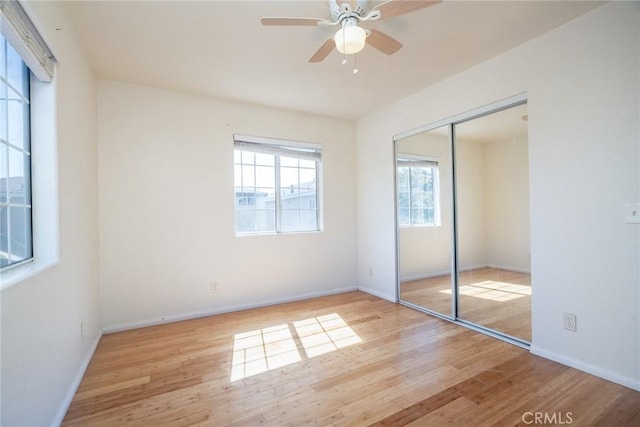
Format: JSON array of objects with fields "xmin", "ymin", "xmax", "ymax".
[{"xmin": 400, "ymin": 268, "xmax": 531, "ymax": 342}]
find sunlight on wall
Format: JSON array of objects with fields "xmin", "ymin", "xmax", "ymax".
[
  {"xmin": 230, "ymin": 313, "xmax": 362, "ymax": 382},
  {"xmin": 440, "ymin": 280, "xmax": 531, "ymax": 301}
]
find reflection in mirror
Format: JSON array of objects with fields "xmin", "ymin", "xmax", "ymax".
[
  {"xmin": 396, "ymin": 125, "xmax": 453, "ymax": 317},
  {"xmin": 454, "ymin": 103, "xmax": 531, "ymax": 341}
]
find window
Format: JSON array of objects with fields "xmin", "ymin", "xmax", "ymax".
[
  {"xmin": 397, "ymin": 156, "xmax": 440, "ymax": 226},
  {"xmin": 1, "ymin": 0, "xmax": 55, "ymax": 282},
  {"xmin": 1, "ymin": 34, "xmax": 32, "ymax": 270},
  {"xmin": 234, "ymin": 135, "xmax": 321, "ymax": 234}
]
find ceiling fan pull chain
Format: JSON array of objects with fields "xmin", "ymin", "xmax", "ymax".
[{"xmin": 353, "ymin": 54, "xmax": 359, "ymax": 74}]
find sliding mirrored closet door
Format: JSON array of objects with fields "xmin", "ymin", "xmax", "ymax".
[
  {"xmin": 454, "ymin": 104, "xmax": 531, "ymax": 342},
  {"xmin": 396, "ymin": 96, "xmax": 531, "ymax": 345},
  {"xmin": 396, "ymin": 125, "xmax": 454, "ymax": 318}
]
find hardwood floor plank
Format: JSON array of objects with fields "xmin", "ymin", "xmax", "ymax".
[{"xmin": 63, "ymin": 291, "xmax": 639, "ymax": 426}]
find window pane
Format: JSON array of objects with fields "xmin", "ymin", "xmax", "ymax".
[
  {"xmin": 398, "ymin": 192, "xmax": 410, "ymax": 209},
  {"xmin": 399, "ymin": 208, "xmax": 410, "ymax": 225},
  {"xmin": 255, "ymin": 153, "xmax": 274, "ymax": 166},
  {"xmin": 235, "ymin": 195, "xmax": 255, "ymax": 208},
  {"xmin": 234, "ymin": 149, "xmax": 241, "ymax": 163},
  {"xmin": 241, "ymin": 150, "xmax": 254, "ymax": 164},
  {"xmin": 7, "ymin": 87, "xmax": 29, "ymax": 150},
  {"xmin": 280, "ymin": 210, "xmax": 300, "ymax": 232},
  {"xmin": 255, "ymin": 165, "xmax": 275, "ymax": 188},
  {"xmin": 280, "ymin": 156, "xmax": 298, "ymax": 167},
  {"xmin": 256, "ymin": 209, "xmax": 275, "ymax": 232},
  {"xmin": 423, "ymin": 208, "xmax": 434, "ymax": 224},
  {"xmin": 410, "ymin": 189, "xmax": 423, "ymax": 208},
  {"xmin": 299, "ymin": 159, "xmax": 315, "ymax": 168},
  {"xmin": 0, "ymin": 39, "xmax": 6, "ymax": 80},
  {"xmin": 0, "ymin": 81, "xmax": 7, "ymax": 142},
  {"xmin": 8, "ymin": 148, "xmax": 30, "ymax": 205},
  {"xmin": 298, "ymin": 209, "xmax": 317, "ymax": 231},
  {"xmin": 0, "ymin": 207, "xmax": 7, "ymax": 267},
  {"xmin": 411, "ymin": 208, "xmax": 424, "ymax": 225},
  {"xmin": 8, "ymin": 206, "xmax": 31, "ymax": 259},
  {"xmin": 234, "ymin": 164, "xmax": 242, "ymax": 187},
  {"xmin": 280, "ymin": 188, "xmax": 300, "ymax": 210},
  {"xmin": 280, "ymin": 166, "xmax": 299, "ymax": 188},
  {"xmin": 235, "ymin": 208, "xmax": 255, "ymax": 233},
  {"xmin": 242, "ymin": 165, "xmax": 255, "ymax": 188},
  {"xmin": 299, "ymin": 168, "xmax": 316, "ymax": 186},
  {"xmin": 397, "ymin": 167, "xmax": 409, "ymax": 192},
  {"xmin": 0, "ymin": 144, "xmax": 7, "ymax": 204}
]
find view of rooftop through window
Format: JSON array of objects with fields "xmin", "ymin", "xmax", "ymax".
[{"xmin": 234, "ymin": 138, "xmax": 320, "ymax": 234}]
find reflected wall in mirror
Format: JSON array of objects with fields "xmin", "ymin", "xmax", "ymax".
[
  {"xmin": 455, "ymin": 103, "xmax": 531, "ymax": 341},
  {"xmin": 396, "ymin": 125, "xmax": 453, "ymax": 317}
]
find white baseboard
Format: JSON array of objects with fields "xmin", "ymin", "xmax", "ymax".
[
  {"xmin": 487, "ymin": 264, "xmax": 531, "ymax": 274},
  {"xmin": 103, "ymin": 286, "xmax": 358, "ymax": 334},
  {"xmin": 400, "ymin": 270, "xmax": 450, "ymax": 282},
  {"xmin": 400, "ymin": 264, "xmax": 531, "ymax": 282},
  {"xmin": 52, "ymin": 329, "xmax": 103, "ymax": 427},
  {"xmin": 358, "ymin": 286, "xmax": 397, "ymax": 303},
  {"xmin": 530, "ymin": 345, "xmax": 640, "ymax": 391}
]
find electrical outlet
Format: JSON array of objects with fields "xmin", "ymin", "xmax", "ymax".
[
  {"xmin": 80, "ymin": 322, "xmax": 86, "ymax": 340},
  {"xmin": 210, "ymin": 282, "xmax": 219, "ymax": 294},
  {"xmin": 563, "ymin": 312, "xmax": 577, "ymax": 332},
  {"xmin": 368, "ymin": 267, "xmax": 373, "ymax": 278}
]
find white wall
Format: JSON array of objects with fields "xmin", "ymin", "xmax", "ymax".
[
  {"xmin": 357, "ymin": 2, "xmax": 640, "ymax": 388},
  {"xmin": 98, "ymin": 81, "xmax": 357, "ymax": 330},
  {"xmin": 455, "ymin": 139, "xmax": 488, "ymax": 270},
  {"xmin": 483, "ymin": 136, "xmax": 531, "ymax": 272},
  {"xmin": 0, "ymin": 2, "xmax": 100, "ymax": 426}
]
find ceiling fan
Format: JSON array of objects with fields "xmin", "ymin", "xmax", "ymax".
[{"xmin": 261, "ymin": 0, "xmax": 441, "ymax": 66}]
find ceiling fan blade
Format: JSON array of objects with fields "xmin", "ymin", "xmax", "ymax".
[
  {"xmin": 309, "ymin": 38, "xmax": 335, "ymax": 63},
  {"xmin": 366, "ymin": 29, "xmax": 402, "ymax": 55},
  {"xmin": 370, "ymin": 0, "xmax": 441, "ymax": 20},
  {"xmin": 261, "ymin": 17, "xmax": 332, "ymax": 26}
]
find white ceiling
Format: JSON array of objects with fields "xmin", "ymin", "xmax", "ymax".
[{"xmin": 64, "ymin": 0, "xmax": 601, "ymax": 120}]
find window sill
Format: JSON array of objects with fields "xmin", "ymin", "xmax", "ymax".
[
  {"xmin": 0, "ymin": 256, "xmax": 59, "ymax": 291},
  {"xmin": 399, "ymin": 224, "xmax": 441, "ymax": 229},
  {"xmin": 235, "ymin": 230, "xmax": 322, "ymax": 237}
]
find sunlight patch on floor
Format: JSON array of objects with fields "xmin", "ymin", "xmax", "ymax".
[
  {"xmin": 440, "ymin": 280, "xmax": 531, "ymax": 301},
  {"xmin": 230, "ymin": 313, "xmax": 361, "ymax": 381},
  {"xmin": 293, "ymin": 313, "xmax": 362, "ymax": 358}
]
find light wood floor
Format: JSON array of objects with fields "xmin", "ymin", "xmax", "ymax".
[
  {"xmin": 401, "ymin": 268, "xmax": 531, "ymax": 341},
  {"xmin": 63, "ymin": 291, "xmax": 639, "ymax": 426}
]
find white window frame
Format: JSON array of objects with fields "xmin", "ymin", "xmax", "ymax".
[
  {"xmin": 397, "ymin": 154, "xmax": 441, "ymax": 227},
  {"xmin": 233, "ymin": 134, "xmax": 322, "ymax": 235}
]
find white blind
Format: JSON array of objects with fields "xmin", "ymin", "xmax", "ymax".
[
  {"xmin": 397, "ymin": 156, "xmax": 438, "ymax": 168},
  {"xmin": 0, "ymin": 0, "xmax": 55, "ymax": 82},
  {"xmin": 234, "ymin": 135, "xmax": 321, "ymax": 162}
]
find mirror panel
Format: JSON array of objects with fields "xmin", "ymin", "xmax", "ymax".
[
  {"xmin": 454, "ymin": 103, "xmax": 531, "ymax": 341},
  {"xmin": 396, "ymin": 125, "xmax": 453, "ymax": 317}
]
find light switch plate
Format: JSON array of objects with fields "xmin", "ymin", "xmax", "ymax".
[{"xmin": 625, "ymin": 203, "xmax": 640, "ymax": 224}]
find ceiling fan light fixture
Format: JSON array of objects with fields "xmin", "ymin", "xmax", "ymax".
[{"xmin": 334, "ymin": 25, "xmax": 366, "ymax": 54}]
